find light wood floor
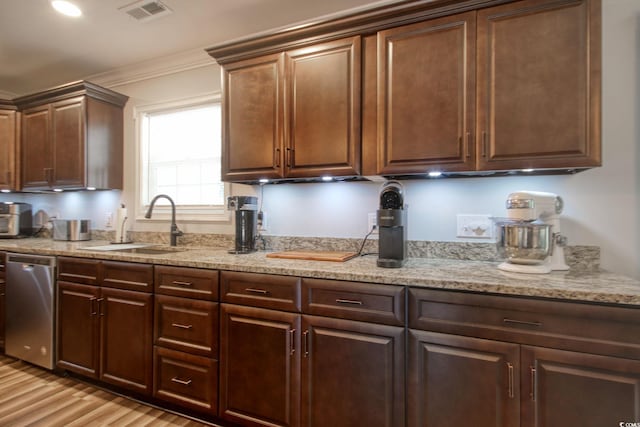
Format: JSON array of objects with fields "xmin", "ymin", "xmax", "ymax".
[{"xmin": 0, "ymin": 355, "xmax": 216, "ymax": 426}]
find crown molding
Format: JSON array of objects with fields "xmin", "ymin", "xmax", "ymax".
[
  {"xmin": 0, "ymin": 90, "xmax": 18, "ymax": 100},
  {"xmin": 85, "ymin": 46, "xmax": 217, "ymax": 89}
]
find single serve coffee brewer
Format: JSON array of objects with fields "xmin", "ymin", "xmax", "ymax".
[
  {"xmin": 227, "ymin": 196, "xmax": 258, "ymax": 254},
  {"xmin": 377, "ymin": 181, "xmax": 407, "ymax": 268}
]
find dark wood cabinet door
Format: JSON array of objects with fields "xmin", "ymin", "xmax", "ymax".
[
  {"xmin": 301, "ymin": 315, "xmax": 405, "ymax": 427},
  {"xmin": 408, "ymin": 330, "xmax": 520, "ymax": 427},
  {"xmin": 377, "ymin": 12, "xmax": 476, "ymax": 174},
  {"xmin": 285, "ymin": 36, "xmax": 361, "ymax": 178},
  {"xmin": 522, "ymin": 346, "xmax": 640, "ymax": 427},
  {"xmin": 223, "ymin": 53, "xmax": 285, "ymax": 181},
  {"xmin": 100, "ymin": 287, "xmax": 153, "ymax": 396},
  {"xmin": 21, "ymin": 105, "xmax": 51, "ymax": 188},
  {"xmin": 51, "ymin": 97, "xmax": 85, "ymax": 188},
  {"xmin": 56, "ymin": 281, "xmax": 100, "ymax": 378},
  {"xmin": 476, "ymin": 0, "xmax": 601, "ymax": 171},
  {"xmin": 219, "ymin": 304, "xmax": 300, "ymax": 427},
  {"xmin": 0, "ymin": 109, "xmax": 17, "ymax": 190}
]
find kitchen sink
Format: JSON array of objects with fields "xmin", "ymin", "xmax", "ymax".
[
  {"xmin": 110, "ymin": 246, "xmax": 185, "ymax": 255},
  {"xmin": 80, "ymin": 243, "xmax": 186, "ymax": 255}
]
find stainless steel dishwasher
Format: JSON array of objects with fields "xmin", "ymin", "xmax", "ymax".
[{"xmin": 6, "ymin": 253, "xmax": 56, "ymax": 369}]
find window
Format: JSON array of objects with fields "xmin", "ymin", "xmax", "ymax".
[{"xmin": 136, "ymin": 94, "xmax": 228, "ymax": 221}]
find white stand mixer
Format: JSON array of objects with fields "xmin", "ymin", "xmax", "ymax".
[{"xmin": 497, "ymin": 191, "xmax": 569, "ymax": 274}]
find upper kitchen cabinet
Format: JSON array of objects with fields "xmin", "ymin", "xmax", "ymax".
[
  {"xmin": 375, "ymin": 12, "xmax": 476, "ymax": 174},
  {"xmin": 476, "ymin": 0, "xmax": 601, "ymax": 171},
  {"xmin": 15, "ymin": 81, "xmax": 128, "ymax": 190},
  {"xmin": 208, "ymin": 0, "xmax": 601, "ymax": 180},
  {"xmin": 214, "ymin": 36, "xmax": 361, "ymax": 182},
  {"xmin": 0, "ymin": 101, "xmax": 19, "ymax": 191}
]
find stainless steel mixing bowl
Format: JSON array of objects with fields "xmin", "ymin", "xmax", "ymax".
[{"xmin": 496, "ymin": 221, "xmax": 552, "ymax": 265}]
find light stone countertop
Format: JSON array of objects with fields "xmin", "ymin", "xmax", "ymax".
[{"xmin": 1, "ymin": 239, "xmax": 639, "ymax": 306}]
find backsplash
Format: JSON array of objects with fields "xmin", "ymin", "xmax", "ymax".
[{"xmin": 89, "ymin": 230, "xmax": 600, "ymax": 271}]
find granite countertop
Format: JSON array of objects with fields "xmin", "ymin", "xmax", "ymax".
[{"xmin": 1, "ymin": 239, "xmax": 639, "ymax": 306}]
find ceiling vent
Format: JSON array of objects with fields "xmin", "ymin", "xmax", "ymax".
[{"xmin": 119, "ymin": 0, "xmax": 173, "ymax": 22}]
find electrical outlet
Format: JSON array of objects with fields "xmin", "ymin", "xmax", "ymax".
[
  {"xmin": 456, "ymin": 214, "xmax": 493, "ymax": 239},
  {"xmin": 105, "ymin": 212, "xmax": 113, "ymax": 228},
  {"xmin": 257, "ymin": 211, "xmax": 267, "ymax": 232},
  {"xmin": 368, "ymin": 212, "xmax": 378, "ymax": 234}
]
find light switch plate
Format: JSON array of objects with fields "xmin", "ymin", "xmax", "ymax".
[{"xmin": 456, "ymin": 214, "xmax": 493, "ymax": 239}]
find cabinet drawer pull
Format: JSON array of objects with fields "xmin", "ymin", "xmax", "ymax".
[
  {"xmin": 503, "ymin": 318, "xmax": 542, "ymax": 328},
  {"xmin": 171, "ymin": 323, "xmax": 193, "ymax": 330},
  {"xmin": 507, "ymin": 363, "xmax": 514, "ymax": 399},
  {"xmin": 170, "ymin": 377, "xmax": 192, "ymax": 386},
  {"xmin": 245, "ymin": 287, "xmax": 269, "ymax": 295},
  {"xmin": 335, "ymin": 298, "xmax": 363, "ymax": 306},
  {"xmin": 171, "ymin": 280, "xmax": 193, "ymax": 287},
  {"xmin": 303, "ymin": 330, "xmax": 309, "ymax": 357}
]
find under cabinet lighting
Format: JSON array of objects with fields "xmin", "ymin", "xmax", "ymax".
[
  {"xmin": 53, "ymin": 189, "xmax": 63, "ymax": 192},
  {"xmin": 51, "ymin": 1, "xmax": 82, "ymax": 17},
  {"xmin": 321, "ymin": 176, "xmax": 333, "ymax": 182},
  {"xmin": 0, "ymin": 190, "xmax": 10, "ymax": 193},
  {"xmin": 86, "ymin": 187, "xmax": 96, "ymax": 191},
  {"xmin": 521, "ymin": 169, "xmax": 535, "ymax": 173},
  {"xmin": 258, "ymin": 179, "xmax": 269, "ymax": 184},
  {"xmin": 428, "ymin": 171, "xmax": 443, "ymax": 178}
]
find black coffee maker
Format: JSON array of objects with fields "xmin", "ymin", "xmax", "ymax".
[
  {"xmin": 227, "ymin": 196, "xmax": 258, "ymax": 254},
  {"xmin": 377, "ymin": 181, "xmax": 407, "ymax": 268}
]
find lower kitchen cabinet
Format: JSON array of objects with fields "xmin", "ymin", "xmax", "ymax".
[
  {"xmin": 153, "ymin": 265, "xmax": 220, "ymax": 416},
  {"xmin": 0, "ymin": 251, "xmax": 6, "ymax": 350},
  {"xmin": 521, "ymin": 346, "xmax": 640, "ymax": 427},
  {"xmin": 219, "ymin": 303, "xmax": 301, "ymax": 427},
  {"xmin": 56, "ymin": 257, "xmax": 154, "ymax": 396},
  {"xmin": 409, "ymin": 287, "xmax": 640, "ymax": 427},
  {"xmin": 302, "ymin": 315, "xmax": 405, "ymax": 427},
  {"xmin": 154, "ymin": 346, "xmax": 219, "ymax": 415},
  {"xmin": 408, "ymin": 330, "xmax": 519, "ymax": 427}
]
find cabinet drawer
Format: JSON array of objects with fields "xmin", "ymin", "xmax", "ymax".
[
  {"xmin": 302, "ymin": 278, "xmax": 405, "ymax": 326},
  {"xmin": 154, "ymin": 346, "xmax": 218, "ymax": 416},
  {"xmin": 220, "ymin": 271, "xmax": 301, "ymax": 312},
  {"xmin": 409, "ymin": 288, "xmax": 640, "ymax": 360},
  {"xmin": 155, "ymin": 295, "xmax": 218, "ymax": 357},
  {"xmin": 102, "ymin": 261, "xmax": 153, "ymax": 292},
  {"xmin": 58, "ymin": 257, "xmax": 99, "ymax": 285},
  {"xmin": 155, "ymin": 266, "xmax": 218, "ymax": 300}
]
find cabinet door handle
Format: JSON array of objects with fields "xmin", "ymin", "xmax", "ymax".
[
  {"xmin": 275, "ymin": 148, "xmax": 281, "ymax": 168},
  {"xmin": 286, "ymin": 147, "xmax": 293, "ymax": 167},
  {"xmin": 503, "ymin": 318, "xmax": 542, "ymax": 328},
  {"xmin": 507, "ymin": 362, "xmax": 514, "ymax": 399},
  {"xmin": 171, "ymin": 280, "xmax": 193, "ymax": 287},
  {"xmin": 530, "ymin": 366, "xmax": 536, "ymax": 401},
  {"xmin": 303, "ymin": 330, "xmax": 309, "ymax": 357},
  {"xmin": 97, "ymin": 298, "xmax": 104, "ymax": 316},
  {"xmin": 289, "ymin": 329, "xmax": 295, "ymax": 355},
  {"xmin": 171, "ymin": 323, "xmax": 193, "ymax": 330},
  {"xmin": 171, "ymin": 377, "xmax": 192, "ymax": 386},
  {"xmin": 245, "ymin": 287, "xmax": 268, "ymax": 295},
  {"xmin": 481, "ymin": 132, "xmax": 488, "ymax": 157},
  {"xmin": 90, "ymin": 297, "xmax": 97, "ymax": 315},
  {"xmin": 335, "ymin": 298, "xmax": 363, "ymax": 306}
]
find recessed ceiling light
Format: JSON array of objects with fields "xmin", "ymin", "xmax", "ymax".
[{"xmin": 51, "ymin": 1, "xmax": 82, "ymax": 17}]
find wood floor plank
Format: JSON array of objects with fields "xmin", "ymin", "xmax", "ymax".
[{"xmin": 0, "ymin": 355, "xmax": 215, "ymax": 427}]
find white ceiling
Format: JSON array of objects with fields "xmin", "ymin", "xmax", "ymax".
[{"xmin": 0, "ymin": 0, "xmax": 394, "ymax": 97}]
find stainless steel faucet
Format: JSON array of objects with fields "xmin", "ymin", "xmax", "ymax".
[{"xmin": 145, "ymin": 194, "xmax": 183, "ymax": 246}]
